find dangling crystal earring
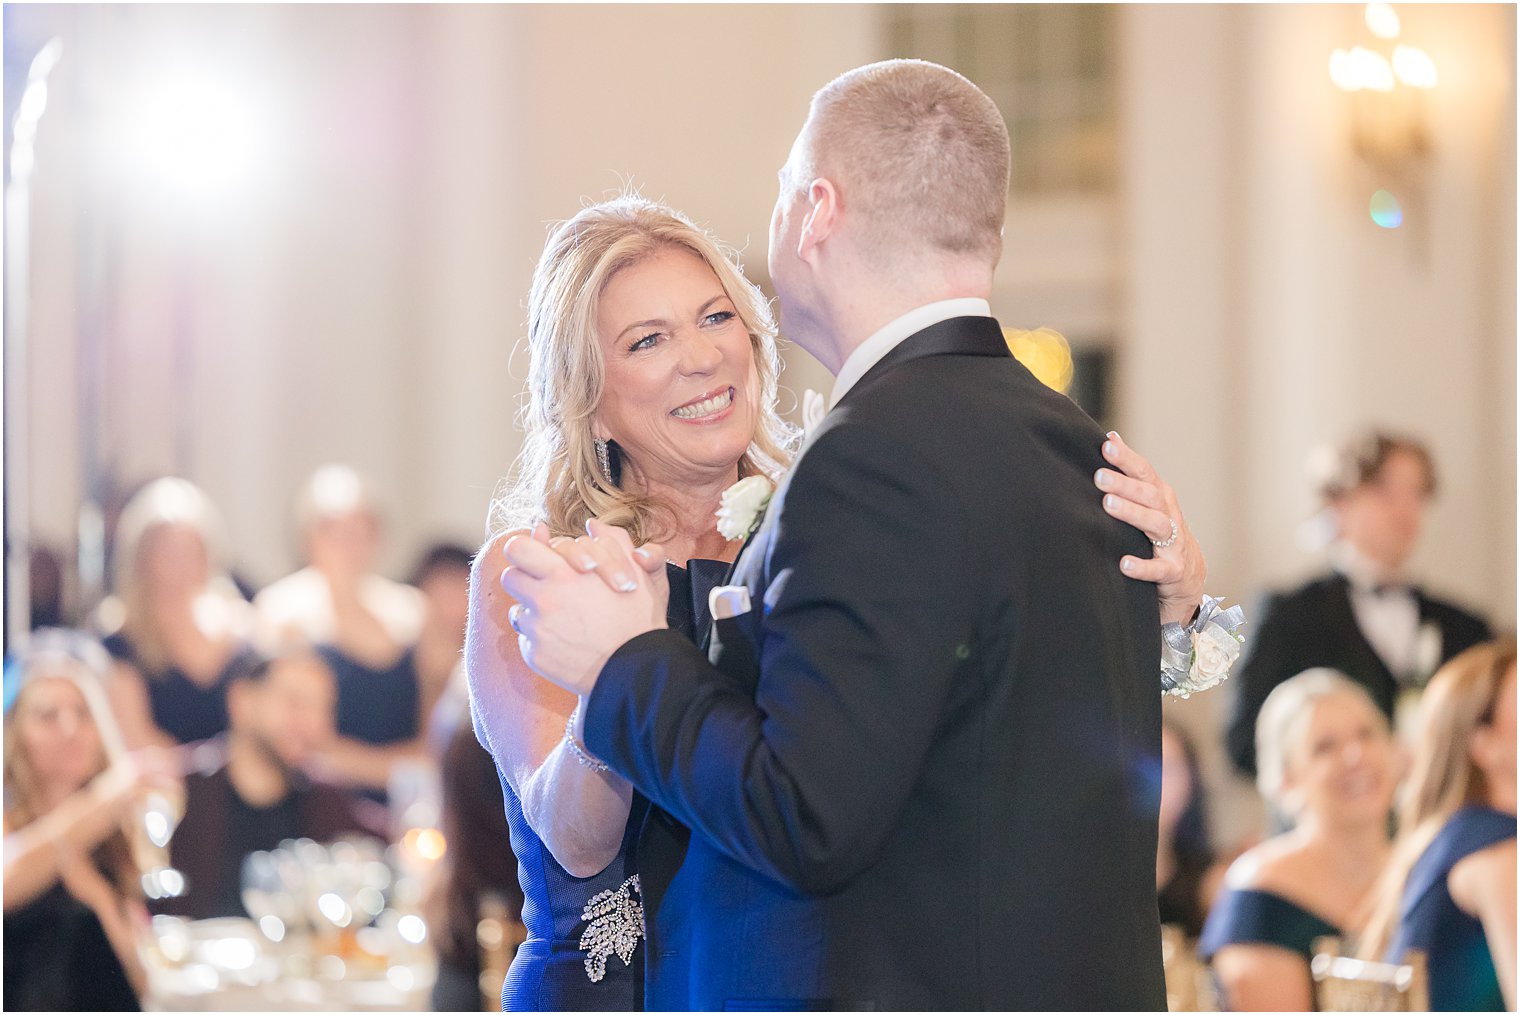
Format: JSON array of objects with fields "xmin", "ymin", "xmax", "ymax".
[{"xmin": 594, "ymin": 437, "xmax": 613, "ymax": 485}]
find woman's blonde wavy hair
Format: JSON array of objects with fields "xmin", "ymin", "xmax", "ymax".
[
  {"xmin": 4, "ymin": 629, "xmax": 140, "ymax": 898},
  {"xmin": 490, "ymin": 195, "xmax": 797, "ymax": 544},
  {"xmin": 1359, "ymin": 637, "xmax": 1517, "ymax": 960},
  {"xmin": 99, "ymin": 477, "xmax": 249, "ymax": 673}
]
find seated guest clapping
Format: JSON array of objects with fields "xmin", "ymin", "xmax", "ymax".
[
  {"xmin": 1200, "ymin": 669, "xmax": 1399, "ymax": 1010},
  {"xmin": 3, "ymin": 630, "xmax": 180, "ymax": 1011},
  {"xmin": 1360, "ymin": 638, "xmax": 1516, "ymax": 1010},
  {"xmin": 154, "ymin": 651, "xmax": 385, "ymax": 921}
]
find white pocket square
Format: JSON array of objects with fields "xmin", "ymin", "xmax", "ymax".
[{"xmin": 709, "ymin": 585, "xmax": 752, "ymax": 621}]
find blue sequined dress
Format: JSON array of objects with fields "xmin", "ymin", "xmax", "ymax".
[{"xmin": 499, "ymin": 560, "xmax": 727, "ymax": 1012}]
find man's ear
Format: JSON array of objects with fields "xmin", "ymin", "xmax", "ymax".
[{"xmin": 797, "ymin": 177, "xmax": 840, "ymax": 265}]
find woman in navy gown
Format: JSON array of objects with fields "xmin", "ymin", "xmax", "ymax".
[
  {"xmin": 256, "ymin": 465, "xmax": 429, "ymax": 802},
  {"xmin": 1361, "ymin": 638, "xmax": 1516, "ymax": 1010},
  {"xmin": 466, "ymin": 196, "xmax": 1209, "ymax": 1010},
  {"xmin": 1200, "ymin": 668, "xmax": 1399, "ymax": 1010},
  {"xmin": 97, "ymin": 478, "xmax": 262, "ymax": 749}
]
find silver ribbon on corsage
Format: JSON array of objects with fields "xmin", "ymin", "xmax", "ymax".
[{"xmin": 1161, "ymin": 595, "xmax": 1247, "ymax": 699}]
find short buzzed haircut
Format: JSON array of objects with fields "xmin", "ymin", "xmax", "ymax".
[{"xmin": 798, "ymin": 60, "xmax": 1011, "ymax": 266}]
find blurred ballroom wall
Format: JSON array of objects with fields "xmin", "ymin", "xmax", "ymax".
[{"xmin": 5, "ymin": 4, "xmax": 1515, "ymax": 842}]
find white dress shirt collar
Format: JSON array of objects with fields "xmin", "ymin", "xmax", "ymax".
[
  {"xmin": 1329, "ymin": 541, "xmax": 1427, "ymax": 680},
  {"xmin": 1328, "ymin": 540, "xmax": 1404, "ymax": 593},
  {"xmin": 827, "ymin": 298, "xmax": 993, "ymax": 408}
]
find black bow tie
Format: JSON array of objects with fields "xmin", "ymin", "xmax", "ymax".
[{"xmin": 1370, "ymin": 582, "xmax": 1413, "ymax": 598}]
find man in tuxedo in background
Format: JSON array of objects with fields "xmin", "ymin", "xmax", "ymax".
[
  {"xmin": 505, "ymin": 60, "xmax": 1182, "ymax": 1009},
  {"xmin": 1227, "ymin": 431, "xmax": 1492, "ymax": 777}
]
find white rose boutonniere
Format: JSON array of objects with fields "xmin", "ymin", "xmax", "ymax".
[
  {"xmin": 715, "ymin": 475, "xmax": 774, "ymax": 542},
  {"xmin": 1161, "ymin": 595, "xmax": 1248, "ymax": 698},
  {"xmin": 1411, "ymin": 621, "xmax": 1443, "ymax": 685}
]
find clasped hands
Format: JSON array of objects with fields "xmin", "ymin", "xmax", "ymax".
[
  {"xmin": 502, "ymin": 431, "xmax": 1206, "ymax": 697},
  {"xmin": 501, "ymin": 519, "xmax": 671, "ymax": 698}
]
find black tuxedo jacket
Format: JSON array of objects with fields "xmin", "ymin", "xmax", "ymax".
[
  {"xmin": 1225, "ymin": 572, "xmax": 1492, "ymax": 776},
  {"xmin": 586, "ymin": 316, "xmax": 1167, "ymax": 1010}
]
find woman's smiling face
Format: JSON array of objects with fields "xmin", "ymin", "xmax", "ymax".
[{"xmin": 594, "ymin": 246, "xmax": 759, "ymax": 490}]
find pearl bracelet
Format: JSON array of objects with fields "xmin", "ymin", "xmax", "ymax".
[{"xmin": 564, "ymin": 707, "xmax": 610, "ymax": 773}]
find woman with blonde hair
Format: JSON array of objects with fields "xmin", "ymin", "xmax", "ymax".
[
  {"xmin": 466, "ymin": 193, "xmax": 1207, "ymax": 1010},
  {"xmin": 254, "ymin": 464, "xmax": 429, "ymax": 800},
  {"xmin": 1199, "ymin": 668, "xmax": 1400, "ymax": 1010},
  {"xmin": 1360, "ymin": 637, "xmax": 1516, "ymax": 1010},
  {"xmin": 100, "ymin": 477, "xmax": 262, "ymax": 748},
  {"xmin": 3, "ymin": 630, "xmax": 179, "ymax": 1010}
]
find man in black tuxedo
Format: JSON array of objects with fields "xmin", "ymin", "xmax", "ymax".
[
  {"xmin": 1226, "ymin": 432, "xmax": 1492, "ymax": 776},
  {"xmin": 505, "ymin": 60, "xmax": 1183, "ymax": 1009}
]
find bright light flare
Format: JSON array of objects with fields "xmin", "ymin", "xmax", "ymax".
[
  {"xmin": 1329, "ymin": 47, "xmax": 1395, "ymax": 92},
  {"xmin": 119, "ymin": 70, "xmax": 266, "ymax": 202},
  {"xmin": 1392, "ymin": 46, "xmax": 1437, "ymax": 88},
  {"xmin": 1370, "ymin": 189, "xmax": 1404, "ymax": 228},
  {"xmin": 201, "ymin": 937, "xmax": 257, "ymax": 971},
  {"xmin": 402, "ymin": 826, "xmax": 447, "ymax": 863},
  {"xmin": 257, "ymin": 915, "xmax": 286, "ymax": 943},
  {"xmin": 1364, "ymin": 3, "xmax": 1401, "ymax": 40},
  {"xmin": 397, "ymin": 914, "xmax": 428, "ymax": 945},
  {"xmin": 317, "ymin": 891, "xmax": 353, "ymax": 928}
]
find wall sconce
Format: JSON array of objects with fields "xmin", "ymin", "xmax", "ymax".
[{"xmin": 1328, "ymin": 3, "xmax": 1437, "ymax": 230}]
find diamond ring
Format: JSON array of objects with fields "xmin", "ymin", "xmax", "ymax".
[{"xmin": 1152, "ymin": 518, "xmax": 1180, "ymax": 550}]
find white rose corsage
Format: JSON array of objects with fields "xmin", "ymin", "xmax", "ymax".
[
  {"xmin": 715, "ymin": 475, "xmax": 774, "ymax": 542},
  {"xmin": 1161, "ymin": 595, "xmax": 1247, "ymax": 698}
]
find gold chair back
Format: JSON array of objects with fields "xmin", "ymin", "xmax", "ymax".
[
  {"xmin": 1311, "ymin": 935, "xmax": 1429, "ymax": 1012},
  {"xmin": 1161, "ymin": 923, "xmax": 1218, "ymax": 1012}
]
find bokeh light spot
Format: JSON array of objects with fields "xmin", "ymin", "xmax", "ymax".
[{"xmin": 1370, "ymin": 190, "xmax": 1404, "ymax": 228}]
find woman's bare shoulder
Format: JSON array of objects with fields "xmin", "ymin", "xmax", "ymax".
[
  {"xmin": 474, "ymin": 528, "xmax": 529, "ymax": 571},
  {"xmin": 1222, "ymin": 833, "xmax": 1303, "ymax": 892},
  {"xmin": 1450, "ymin": 835, "xmax": 1517, "ymax": 912}
]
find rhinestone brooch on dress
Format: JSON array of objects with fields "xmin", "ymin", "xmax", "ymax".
[{"xmin": 579, "ymin": 874, "xmax": 644, "ymax": 983}]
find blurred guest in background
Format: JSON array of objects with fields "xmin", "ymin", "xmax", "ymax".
[
  {"xmin": 29, "ymin": 542, "xmax": 68, "ymax": 630},
  {"xmin": 1228, "ymin": 431, "xmax": 1492, "ymax": 776},
  {"xmin": 1361, "ymin": 638, "xmax": 1516, "ymax": 1011},
  {"xmin": 1201, "ymin": 669, "xmax": 1399, "ymax": 1010},
  {"xmin": 156, "ymin": 650, "xmax": 385, "ymax": 921},
  {"xmin": 414, "ymin": 541, "xmax": 515, "ymax": 1011},
  {"xmin": 409, "ymin": 542, "xmax": 473, "ymax": 729},
  {"xmin": 427, "ymin": 716, "xmax": 525, "ymax": 1012},
  {"xmin": 256, "ymin": 465, "xmax": 426, "ymax": 799},
  {"xmin": 3, "ymin": 630, "xmax": 179, "ymax": 1011},
  {"xmin": 1158, "ymin": 720, "xmax": 1227, "ymax": 939},
  {"xmin": 98, "ymin": 478, "xmax": 263, "ymax": 749}
]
